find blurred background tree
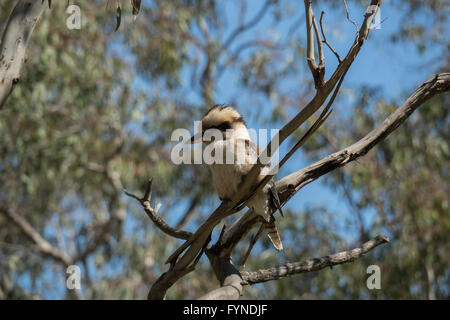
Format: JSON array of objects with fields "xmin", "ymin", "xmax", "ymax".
[{"xmin": 0, "ymin": 0, "xmax": 448, "ymax": 299}]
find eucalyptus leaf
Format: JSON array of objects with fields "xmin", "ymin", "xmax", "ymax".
[{"xmin": 115, "ymin": 3, "xmax": 122, "ymax": 31}]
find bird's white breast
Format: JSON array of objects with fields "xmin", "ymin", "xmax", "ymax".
[
  {"xmin": 207, "ymin": 137, "xmax": 271, "ymax": 217},
  {"xmin": 207, "ymin": 138, "xmax": 255, "ymax": 199}
]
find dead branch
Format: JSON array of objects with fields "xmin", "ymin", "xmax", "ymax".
[
  {"xmin": 304, "ymin": 0, "xmax": 325, "ymax": 88},
  {"xmin": 320, "ymin": 11, "xmax": 342, "ymax": 63},
  {"xmin": 240, "ymin": 223, "xmax": 264, "ymax": 267},
  {"xmin": 198, "ymin": 254, "xmax": 243, "ymax": 300},
  {"xmin": 343, "ymin": 0, "xmax": 358, "ymax": 32},
  {"xmin": 197, "ymin": 235, "xmax": 388, "ymax": 300},
  {"xmin": 124, "ymin": 179, "xmax": 193, "ymax": 240},
  {"xmin": 241, "ymin": 235, "xmax": 389, "ymax": 285}
]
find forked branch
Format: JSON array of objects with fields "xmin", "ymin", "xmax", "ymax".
[
  {"xmin": 124, "ymin": 179, "xmax": 193, "ymax": 240},
  {"xmin": 304, "ymin": 0, "xmax": 325, "ymax": 88},
  {"xmin": 320, "ymin": 11, "xmax": 343, "ymax": 63}
]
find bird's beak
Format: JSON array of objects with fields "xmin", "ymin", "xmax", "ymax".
[{"xmin": 189, "ymin": 132, "xmax": 203, "ymax": 144}]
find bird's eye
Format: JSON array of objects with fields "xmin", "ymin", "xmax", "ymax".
[{"xmin": 217, "ymin": 122, "xmax": 231, "ymax": 131}]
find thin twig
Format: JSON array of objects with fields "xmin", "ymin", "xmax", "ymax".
[
  {"xmin": 240, "ymin": 223, "xmax": 264, "ymax": 266},
  {"xmin": 278, "ymin": 70, "xmax": 348, "ymax": 170},
  {"xmin": 304, "ymin": 0, "xmax": 318, "ymax": 82},
  {"xmin": 124, "ymin": 180, "xmax": 193, "ymax": 240},
  {"xmin": 320, "ymin": 11, "xmax": 343, "ymax": 63},
  {"xmin": 312, "ymin": 16, "xmax": 325, "ymax": 69},
  {"xmin": 343, "ymin": 0, "xmax": 358, "ymax": 33},
  {"xmin": 143, "ymin": 178, "xmax": 153, "ymax": 202}
]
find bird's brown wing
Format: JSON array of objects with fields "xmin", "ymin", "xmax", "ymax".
[
  {"xmin": 239, "ymin": 138, "xmax": 284, "ymax": 250},
  {"xmin": 268, "ymin": 180, "xmax": 284, "ymax": 217},
  {"xmin": 241, "ymin": 139, "xmax": 284, "ymax": 218}
]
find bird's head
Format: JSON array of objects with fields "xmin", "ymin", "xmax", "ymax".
[{"xmin": 190, "ymin": 105, "xmax": 248, "ymax": 144}]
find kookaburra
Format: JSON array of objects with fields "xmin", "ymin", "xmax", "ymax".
[{"xmin": 190, "ymin": 105, "xmax": 283, "ymax": 250}]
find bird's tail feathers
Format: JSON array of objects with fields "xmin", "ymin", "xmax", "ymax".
[{"xmin": 263, "ymin": 220, "xmax": 283, "ymax": 250}]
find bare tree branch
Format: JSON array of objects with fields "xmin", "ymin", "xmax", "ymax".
[
  {"xmin": 216, "ymin": 208, "xmax": 259, "ymax": 257},
  {"xmin": 197, "ymin": 235, "xmax": 388, "ymax": 299},
  {"xmin": 304, "ymin": 0, "xmax": 324, "ymax": 88},
  {"xmin": 0, "ymin": 0, "xmax": 46, "ymax": 109},
  {"xmin": 198, "ymin": 255, "xmax": 243, "ymax": 300},
  {"xmin": 304, "ymin": 0, "xmax": 326, "ymax": 88},
  {"xmin": 323, "ymin": 0, "xmax": 383, "ymax": 95},
  {"xmin": 240, "ymin": 223, "xmax": 264, "ymax": 267},
  {"xmin": 320, "ymin": 11, "xmax": 342, "ymax": 63},
  {"xmin": 304, "ymin": 0, "xmax": 316, "ymax": 71},
  {"xmin": 278, "ymin": 73, "xmax": 344, "ymax": 170},
  {"xmin": 265, "ymin": 0, "xmax": 383, "ymax": 161},
  {"xmin": 124, "ymin": 179, "xmax": 193, "ymax": 240},
  {"xmin": 241, "ymin": 235, "xmax": 389, "ymax": 285},
  {"xmin": 312, "ymin": 15, "xmax": 325, "ymax": 71},
  {"xmin": 343, "ymin": 0, "xmax": 359, "ymax": 33}
]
